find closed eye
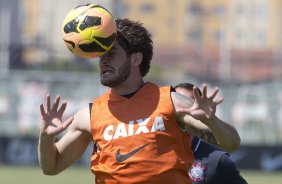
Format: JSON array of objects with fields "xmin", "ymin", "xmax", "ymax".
[{"xmin": 100, "ymin": 50, "xmax": 116, "ymax": 61}]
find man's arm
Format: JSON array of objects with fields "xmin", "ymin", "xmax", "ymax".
[
  {"xmin": 38, "ymin": 95, "xmax": 92, "ymax": 175},
  {"xmin": 171, "ymin": 84, "xmax": 240, "ymax": 152},
  {"xmin": 180, "ymin": 113, "xmax": 240, "ymax": 151},
  {"xmin": 177, "ymin": 114, "xmax": 218, "ymax": 145}
]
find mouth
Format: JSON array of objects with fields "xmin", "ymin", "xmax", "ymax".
[{"xmin": 101, "ymin": 67, "xmax": 114, "ymax": 77}]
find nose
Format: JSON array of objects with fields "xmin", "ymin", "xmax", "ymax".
[{"xmin": 99, "ymin": 54, "xmax": 109, "ymax": 65}]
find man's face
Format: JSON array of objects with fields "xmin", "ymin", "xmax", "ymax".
[{"xmin": 99, "ymin": 42, "xmax": 131, "ymax": 87}]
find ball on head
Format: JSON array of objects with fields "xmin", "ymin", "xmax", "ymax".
[{"xmin": 62, "ymin": 4, "xmax": 117, "ymax": 58}]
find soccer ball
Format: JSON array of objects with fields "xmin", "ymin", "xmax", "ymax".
[{"xmin": 62, "ymin": 4, "xmax": 117, "ymax": 58}]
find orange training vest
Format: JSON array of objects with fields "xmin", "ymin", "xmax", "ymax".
[{"xmin": 90, "ymin": 82, "xmax": 193, "ymax": 184}]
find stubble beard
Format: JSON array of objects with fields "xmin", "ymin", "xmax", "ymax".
[{"xmin": 101, "ymin": 58, "xmax": 131, "ymax": 88}]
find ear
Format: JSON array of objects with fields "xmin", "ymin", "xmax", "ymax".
[{"xmin": 130, "ymin": 52, "xmax": 143, "ymax": 67}]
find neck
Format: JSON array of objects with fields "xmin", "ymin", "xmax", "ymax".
[{"xmin": 112, "ymin": 79, "xmax": 145, "ymax": 96}]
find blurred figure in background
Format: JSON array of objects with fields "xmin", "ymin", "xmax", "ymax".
[
  {"xmin": 231, "ymin": 86, "xmax": 273, "ymax": 144},
  {"xmin": 175, "ymin": 82, "xmax": 247, "ymax": 184}
]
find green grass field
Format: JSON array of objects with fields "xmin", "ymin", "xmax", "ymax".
[{"xmin": 0, "ymin": 165, "xmax": 281, "ymax": 184}]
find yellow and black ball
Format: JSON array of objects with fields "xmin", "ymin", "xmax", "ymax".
[{"xmin": 62, "ymin": 4, "xmax": 117, "ymax": 58}]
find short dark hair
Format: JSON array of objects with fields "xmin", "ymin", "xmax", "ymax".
[
  {"xmin": 115, "ymin": 18, "xmax": 153, "ymax": 77},
  {"xmin": 174, "ymin": 83, "xmax": 202, "ymax": 96}
]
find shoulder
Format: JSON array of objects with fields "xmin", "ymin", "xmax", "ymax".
[
  {"xmin": 217, "ymin": 153, "xmax": 238, "ymax": 169},
  {"xmin": 94, "ymin": 91, "xmax": 111, "ymax": 103},
  {"xmin": 71, "ymin": 107, "xmax": 91, "ymax": 133},
  {"xmin": 216, "ymin": 153, "xmax": 248, "ymax": 183},
  {"xmin": 215, "ymin": 151, "xmax": 244, "ymax": 178},
  {"xmin": 193, "ymin": 141, "xmax": 247, "ymax": 183}
]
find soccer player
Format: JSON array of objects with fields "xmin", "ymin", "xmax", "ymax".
[
  {"xmin": 38, "ymin": 18, "xmax": 240, "ymax": 184},
  {"xmin": 175, "ymin": 83, "xmax": 247, "ymax": 184}
]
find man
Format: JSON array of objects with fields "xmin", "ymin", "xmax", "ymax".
[
  {"xmin": 175, "ymin": 83, "xmax": 247, "ymax": 184},
  {"xmin": 38, "ymin": 18, "xmax": 240, "ymax": 184}
]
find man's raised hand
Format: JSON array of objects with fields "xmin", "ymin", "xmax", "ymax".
[
  {"xmin": 39, "ymin": 95, "xmax": 74, "ymax": 137},
  {"xmin": 179, "ymin": 84, "xmax": 224, "ymax": 122}
]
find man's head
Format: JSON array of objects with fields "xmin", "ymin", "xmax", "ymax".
[
  {"xmin": 115, "ymin": 18, "xmax": 153, "ymax": 77},
  {"xmin": 174, "ymin": 83, "xmax": 202, "ymax": 99},
  {"xmin": 99, "ymin": 18, "xmax": 153, "ymax": 88}
]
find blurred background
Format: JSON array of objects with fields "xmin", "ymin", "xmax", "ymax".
[{"xmin": 0, "ymin": 0, "xmax": 282, "ymax": 183}]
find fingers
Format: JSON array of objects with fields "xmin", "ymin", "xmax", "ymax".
[
  {"xmin": 51, "ymin": 96, "xmax": 61, "ymax": 112},
  {"xmin": 40, "ymin": 104, "xmax": 46, "ymax": 116},
  {"xmin": 46, "ymin": 95, "xmax": 51, "ymax": 112},
  {"xmin": 43, "ymin": 95, "xmax": 63, "ymax": 112},
  {"xmin": 209, "ymin": 86, "xmax": 224, "ymax": 104},
  {"xmin": 58, "ymin": 101, "xmax": 67, "ymax": 117},
  {"xmin": 193, "ymin": 86, "xmax": 201, "ymax": 100},
  {"xmin": 210, "ymin": 87, "xmax": 219, "ymax": 99},
  {"xmin": 201, "ymin": 84, "xmax": 223, "ymax": 102},
  {"xmin": 202, "ymin": 84, "xmax": 207, "ymax": 98},
  {"xmin": 62, "ymin": 117, "xmax": 74, "ymax": 129},
  {"xmin": 215, "ymin": 98, "xmax": 224, "ymax": 105}
]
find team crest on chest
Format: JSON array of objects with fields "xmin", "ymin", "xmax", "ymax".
[{"xmin": 189, "ymin": 161, "xmax": 207, "ymax": 182}]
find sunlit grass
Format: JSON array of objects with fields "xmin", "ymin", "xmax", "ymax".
[
  {"xmin": 241, "ymin": 170, "xmax": 282, "ymax": 184},
  {"xmin": 0, "ymin": 165, "xmax": 93, "ymax": 184},
  {"xmin": 0, "ymin": 165, "xmax": 281, "ymax": 184}
]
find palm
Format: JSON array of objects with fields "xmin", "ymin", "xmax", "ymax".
[
  {"xmin": 187, "ymin": 84, "xmax": 223, "ymax": 121},
  {"xmin": 41, "ymin": 113, "xmax": 64, "ymax": 135},
  {"xmin": 40, "ymin": 95, "xmax": 73, "ymax": 136}
]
